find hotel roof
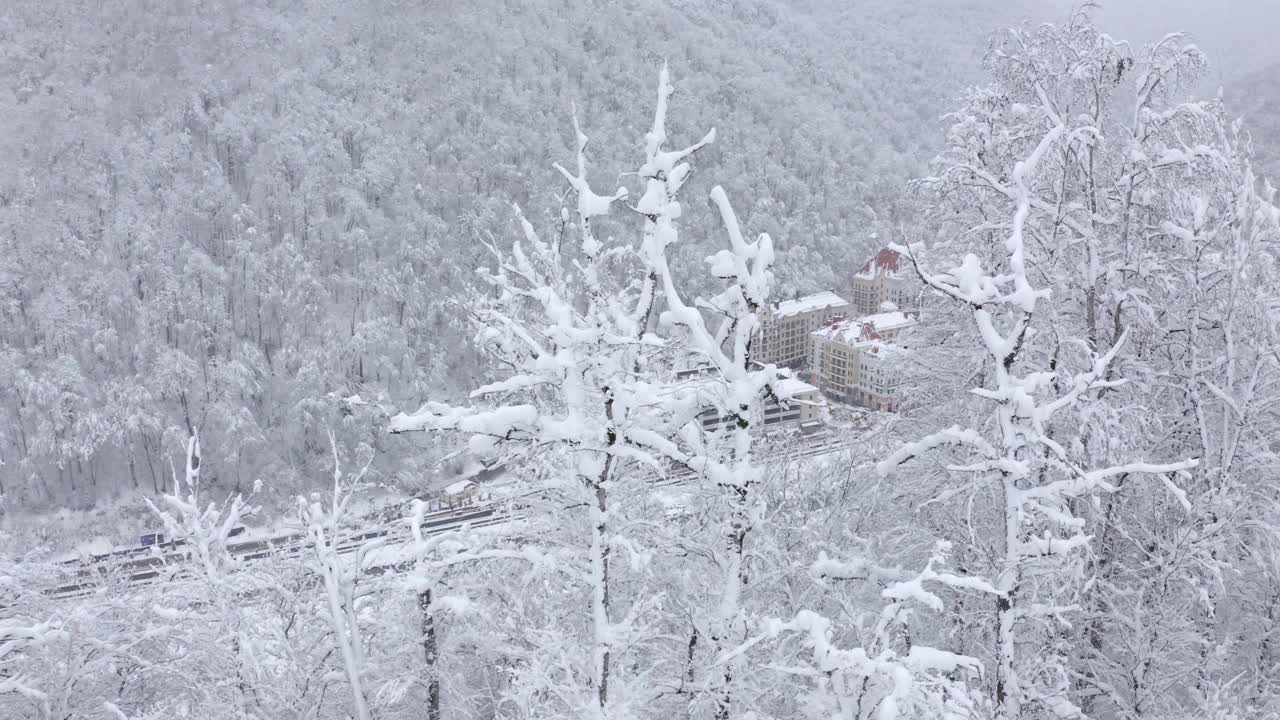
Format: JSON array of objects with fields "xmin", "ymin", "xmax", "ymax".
[
  {"xmin": 855, "ymin": 247, "xmax": 904, "ymax": 279},
  {"xmin": 812, "ymin": 311, "xmax": 917, "ymax": 345},
  {"xmin": 771, "ymin": 291, "xmax": 849, "ymax": 319}
]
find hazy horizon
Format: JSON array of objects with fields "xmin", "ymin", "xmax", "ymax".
[{"xmin": 1044, "ymin": 0, "xmax": 1280, "ymax": 79}]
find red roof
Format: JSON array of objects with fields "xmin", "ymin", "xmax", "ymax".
[{"xmin": 859, "ymin": 248, "xmax": 901, "ymax": 275}]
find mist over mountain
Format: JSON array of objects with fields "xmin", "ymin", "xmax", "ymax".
[
  {"xmin": 1227, "ymin": 60, "xmax": 1280, "ymax": 180},
  {"xmin": 1092, "ymin": 0, "xmax": 1280, "ymax": 74}
]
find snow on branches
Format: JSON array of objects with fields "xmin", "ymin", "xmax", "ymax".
[
  {"xmin": 144, "ymin": 430, "xmax": 258, "ymax": 582},
  {"xmin": 883, "ymin": 81, "xmax": 1199, "ymax": 718},
  {"xmin": 388, "ymin": 64, "xmax": 987, "ymax": 720}
]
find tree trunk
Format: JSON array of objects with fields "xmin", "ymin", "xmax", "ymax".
[
  {"xmin": 418, "ymin": 589, "xmax": 441, "ymax": 720},
  {"xmin": 590, "ymin": 477, "xmax": 611, "ymax": 713},
  {"xmin": 994, "ymin": 472, "xmax": 1020, "ymax": 720}
]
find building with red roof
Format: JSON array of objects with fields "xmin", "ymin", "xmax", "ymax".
[{"xmin": 851, "ymin": 247, "xmax": 913, "ymax": 315}]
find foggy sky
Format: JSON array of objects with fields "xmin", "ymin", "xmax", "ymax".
[{"xmin": 1046, "ymin": 0, "xmax": 1280, "ymax": 80}]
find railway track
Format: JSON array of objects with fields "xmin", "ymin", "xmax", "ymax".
[
  {"xmin": 38, "ymin": 428, "xmax": 862, "ymax": 599},
  {"xmin": 44, "ymin": 504, "xmax": 505, "ymax": 600}
]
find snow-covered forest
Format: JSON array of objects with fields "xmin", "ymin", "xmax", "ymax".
[
  {"xmin": 3, "ymin": 2, "xmax": 1280, "ymax": 719},
  {"xmin": 0, "ymin": 0, "xmax": 1028, "ymax": 511}
]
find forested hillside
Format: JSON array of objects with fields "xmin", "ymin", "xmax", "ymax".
[
  {"xmin": 1228, "ymin": 61, "xmax": 1280, "ymax": 180},
  {"xmin": 0, "ymin": 0, "xmax": 1036, "ymax": 509},
  {"xmin": 3, "ymin": 4, "xmax": 1280, "ymax": 719}
]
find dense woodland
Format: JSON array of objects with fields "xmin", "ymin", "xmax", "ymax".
[
  {"xmin": 0, "ymin": 0, "xmax": 1032, "ymax": 511},
  {"xmin": 3, "ymin": 2, "xmax": 1280, "ymax": 720}
]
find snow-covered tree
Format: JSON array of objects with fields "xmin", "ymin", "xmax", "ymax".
[
  {"xmin": 296, "ymin": 431, "xmax": 386, "ymax": 720},
  {"xmin": 0, "ymin": 612, "xmax": 63, "ymax": 716},
  {"xmin": 889, "ymin": 10, "xmax": 1280, "ymax": 716},
  {"xmin": 389, "ymin": 73, "xmax": 677, "ymax": 717},
  {"xmin": 882, "ymin": 97, "xmax": 1198, "ymax": 718},
  {"xmin": 390, "ymin": 64, "xmax": 984, "ymax": 720}
]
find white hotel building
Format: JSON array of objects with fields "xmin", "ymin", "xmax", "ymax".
[
  {"xmin": 811, "ymin": 310, "xmax": 917, "ymax": 412},
  {"xmin": 754, "ymin": 291, "xmax": 851, "ymax": 369},
  {"xmin": 744, "ymin": 247, "xmax": 919, "ymax": 413},
  {"xmin": 852, "ymin": 248, "xmax": 913, "ymax": 315}
]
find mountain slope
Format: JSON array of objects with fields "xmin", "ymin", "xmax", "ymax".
[
  {"xmin": 1227, "ymin": 61, "xmax": 1280, "ymax": 181},
  {"xmin": 0, "ymin": 0, "xmax": 1041, "ymax": 508}
]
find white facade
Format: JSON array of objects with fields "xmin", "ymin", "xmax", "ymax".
[
  {"xmin": 852, "ymin": 248, "xmax": 912, "ymax": 315},
  {"xmin": 811, "ymin": 310, "xmax": 916, "ymax": 412},
  {"xmin": 681, "ymin": 372, "xmax": 824, "ymax": 432},
  {"xmin": 755, "ymin": 291, "xmax": 851, "ymax": 369}
]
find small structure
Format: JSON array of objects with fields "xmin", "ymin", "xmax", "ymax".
[
  {"xmin": 754, "ymin": 291, "xmax": 851, "ymax": 369},
  {"xmin": 682, "ymin": 372, "xmax": 825, "ymax": 432},
  {"xmin": 811, "ymin": 310, "xmax": 917, "ymax": 412},
  {"xmin": 799, "ymin": 419, "xmax": 825, "ymax": 436},
  {"xmin": 444, "ymin": 479, "xmax": 478, "ymax": 498}
]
